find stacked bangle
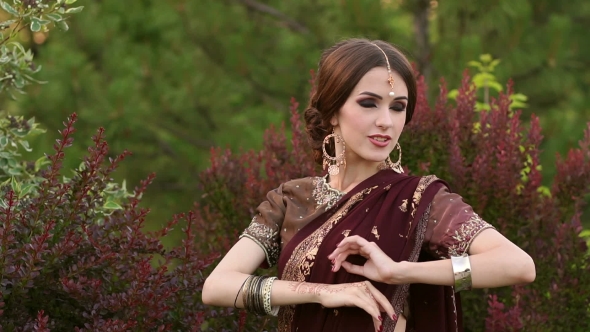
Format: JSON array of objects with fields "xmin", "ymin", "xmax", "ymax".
[
  {"xmin": 241, "ymin": 275, "xmax": 279, "ymax": 316},
  {"xmin": 450, "ymin": 254, "xmax": 472, "ymax": 292}
]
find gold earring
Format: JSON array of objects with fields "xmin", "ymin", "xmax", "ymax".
[
  {"xmin": 384, "ymin": 143, "xmax": 403, "ymax": 173},
  {"xmin": 322, "ymin": 130, "xmax": 346, "ymax": 176}
]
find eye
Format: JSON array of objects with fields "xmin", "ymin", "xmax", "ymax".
[
  {"xmin": 358, "ymin": 100, "xmax": 377, "ymax": 108},
  {"xmin": 390, "ymin": 102, "xmax": 406, "ymax": 112}
]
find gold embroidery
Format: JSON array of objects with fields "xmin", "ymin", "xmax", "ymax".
[
  {"xmin": 371, "ymin": 226, "xmax": 380, "ymax": 240},
  {"xmin": 406, "ymin": 175, "xmax": 438, "ymax": 237},
  {"xmin": 447, "ymin": 213, "xmax": 494, "ymax": 257},
  {"xmin": 278, "ymin": 186, "xmax": 376, "ymax": 332},
  {"xmin": 239, "ymin": 216, "xmax": 280, "ymax": 267},
  {"xmin": 410, "ymin": 175, "xmax": 438, "ymax": 217},
  {"xmin": 311, "ymin": 176, "xmax": 345, "ymax": 210},
  {"xmin": 384, "ymin": 184, "xmax": 392, "ymax": 191},
  {"xmin": 342, "ymin": 230, "xmax": 350, "ymax": 237},
  {"xmin": 399, "ymin": 199, "xmax": 408, "ymax": 212}
]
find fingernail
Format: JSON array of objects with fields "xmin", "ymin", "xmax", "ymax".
[
  {"xmin": 378, "ymin": 316, "xmax": 382, "ymax": 322},
  {"xmin": 331, "ymin": 265, "xmax": 335, "ymax": 272},
  {"xmin": 392, "ymin": 313, "xmax": 398, "ymax": 321},
  {"xmin": 379, "ymin": 325, "xmax": 383, "ymax": 332}
]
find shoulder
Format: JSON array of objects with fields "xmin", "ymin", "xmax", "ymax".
[
  {"xmin": 280, "ymin": 176, "xmax": 323, "ymax": 193},
  {"xmin": 404, "ymin": 173, "xmax": 449, "ymax": 193}
]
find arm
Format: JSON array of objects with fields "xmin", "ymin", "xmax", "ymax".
[
  {"xmin": 202, "ymin": 237, "xmax": 396, "ymax": 331},
  {"xmin": 329, "ymin": 229, "xmax": 535, "ymax": 288},
  {"xmin": 394, "ymin": 228, "xmax": 535, "ymax": 287}
]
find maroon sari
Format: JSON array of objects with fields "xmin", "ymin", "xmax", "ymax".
[{"xmin": 276, "ymin": 170, "xmax": 461, "ymax": 332}]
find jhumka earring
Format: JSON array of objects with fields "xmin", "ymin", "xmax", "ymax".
[
  {"xmin": 322, "ymin": 130, "xmax": 346, "ymax": 176},
  {"xmin": 385, "ymin": 142, "xmax": 404, "ymax": 174},
  {"xmin": 372, "ymin": 43, "xmax": 396, "ymax": 97}
]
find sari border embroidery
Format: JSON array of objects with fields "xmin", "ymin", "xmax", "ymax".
[
  {"xmin": 383, "ymin": 204, "xmax": 432, "ymax": 332},
  {"xmin": 406, "ymin": 175, "xmax": 439, "ymax": 237},
  {"xmin": 278, "ymin": 186, "xmax": 377, "ymax": 332}
]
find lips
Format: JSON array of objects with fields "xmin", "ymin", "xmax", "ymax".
[{"xmin": 368, "ymin": 135, "xmax": 391, "ymax": 147}]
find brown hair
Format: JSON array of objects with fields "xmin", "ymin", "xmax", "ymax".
[{"xmin": 303, "ymin": 38, "xmax": 417, "ymax": 165}]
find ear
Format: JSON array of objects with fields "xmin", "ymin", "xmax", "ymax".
[{"xmin": 330, "ymin": 115, "xmax": 338, "ymax": 127}]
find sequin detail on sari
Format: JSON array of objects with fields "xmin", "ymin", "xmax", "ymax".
[{"xmin": 312, "ymin": 176, "xmax": 345, "ymax": 210}]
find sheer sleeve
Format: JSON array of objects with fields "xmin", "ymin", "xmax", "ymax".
[
  {"xmin": 239, "ymin": 184, "xmax": 286, "ymax": 268},
  {"xmin": 423, "ymin": 187, "xmax": 495, "ymax": 259}
]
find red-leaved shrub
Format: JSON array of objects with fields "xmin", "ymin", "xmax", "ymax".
[{"xmin": 0, "ymin": 114, "xmax": 220, "ymax": 331}]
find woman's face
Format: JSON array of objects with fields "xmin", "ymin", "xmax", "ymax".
[{"xmin": 331, "ymin": 66, "xmax": 408, "ymax": 167}]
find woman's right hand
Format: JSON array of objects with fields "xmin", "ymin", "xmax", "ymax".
[{"xmin": 291, "ymin": 280, "xmax": 396, "ymax": 332}]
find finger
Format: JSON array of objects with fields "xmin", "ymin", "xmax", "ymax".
[
  {"xmin": 331, "ymin": 249, "xmax": 361, "ymax": 271},
  {"xmin": 340, "ymin": 260, "xmax": 366, "ymax": 276},
  {"xmin": 354, "ymin": 293, "xmax": 383, "ymax": 332},
  {"xmin": 337, "ymin": 235, "xmax": 370, "ymax": 248},
  {"xmin": 328, "ymin": 242, "xmax": 361, "ymax": 260},
  {"xmin": 366, "ymin": 282, "xmax": 396, "ymax": 323}
]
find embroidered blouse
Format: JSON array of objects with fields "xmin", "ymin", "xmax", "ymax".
[{"xmin": 239, "ymin": 176, "xmax": 494, "ymax": 268}]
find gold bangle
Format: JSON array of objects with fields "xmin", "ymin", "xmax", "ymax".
[
  {"xmin": 263, "ymin": 277, "xmax": 277, "ymax": 315},
  {"xmin": 450, "ymin": 254, "xmax": 472, "ymax": 292}
]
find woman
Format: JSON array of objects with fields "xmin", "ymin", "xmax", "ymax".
[{"xmin": 202, "ymin": 38, "xmax": 535, "ymax": 332}]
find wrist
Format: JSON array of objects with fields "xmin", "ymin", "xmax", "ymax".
[{"xmin": 388, "ymin": 260, "xmax": 412, "ymax": 284}]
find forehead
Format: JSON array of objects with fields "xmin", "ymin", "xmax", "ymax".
[{"xmin": 351, "ymin": 67, "xmax": 408, "ymax": 97}]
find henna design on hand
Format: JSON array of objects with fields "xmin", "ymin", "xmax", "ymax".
[{"xmin": 289, "ymin": 281, "xmax": 371, "ymax": 296}]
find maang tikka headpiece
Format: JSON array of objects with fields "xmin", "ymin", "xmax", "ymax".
[{"xmin": 372, "ymin": 43, "xmax": 396, "ymax": 97}]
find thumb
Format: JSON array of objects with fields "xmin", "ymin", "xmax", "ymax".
[{"xmin": 341, "ymin": 261, "xmax": 365, "ymax": 277}]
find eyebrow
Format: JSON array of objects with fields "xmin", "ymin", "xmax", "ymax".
[{"xmin": 359, "ymin": 91, "xmax": 408, "ymax": 100}]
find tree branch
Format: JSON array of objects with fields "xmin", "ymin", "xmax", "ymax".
[{"xmin": 235, "ymin": 0, "xmax": 309, "ymax": 34}]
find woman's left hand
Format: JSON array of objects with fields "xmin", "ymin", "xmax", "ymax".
[{"xmin": 328, "ymin": 235, "xmax": 401, "ymax": 284}]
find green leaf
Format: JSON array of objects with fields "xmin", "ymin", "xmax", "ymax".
[
  {"xmin": 65, "ymin": 0, "xmax": 78, "ymax": 4},
  {"xmin": 0, "ymin": 19, "xmax": 16, "ymax": 29},
  {"xmin": 30, "ymin": 19, "xmax": 42, "ymax": 32},
  {"xmin": 472, "ymin": 72, "xmax": 497, "ymax": 88},
  {"xmin": 13, "ymin": 73, "xmax": 25, "ymax": 88},
  {"xmin": 488, "ymin": 81, "xmax": 503, "ymax": 92},
  {"xmin": 467, "ymin": 61, "xmax": 483, "ymax": 71},
  {"xmin": 537, "ymin": 186, "xmax": 551, "ymax": 198},
  {"xmin": 479, "ymin": 54, "xmax": 493, "ymax": 63},
  {"xmin": 510, "ymin": 93, "xmax": 528, "ymax": 102},
  {"xmin": 19, "ymin": 140, "xmax": 31, "ymax": 152},
  {"xmin": 66, "ymin": 6, "xmax": 84, "ymax": 14},
  {"xmin": 56, "ymin": 20, "xmax": 69, "ymax": 31},
  {"xmin": 45, "ymin": 13, "xmax": 63, "ymax": 21},
  {"xmin": 0, "ymin": 135, "xmax": 7, "ymax": 148},
  {"xmin": 0, "ymin": 1, "xmax": 19, "ymax": 16},
  {"xmin": 18, "ymin": 183, "xmax": 34, "ymax": 198},
  {"xmin": 103, "ymin": 200, "xmax": 123, "ymax": 210},
  {"xmin": 10, "ymin": 176, "xmax": 20, "ymax": 194},
  {"xmin": 447, "ymin": 89, "xmax": 459, "ymax": 100},
  {"xmin": 34, "ymin": 155, "xmax": 48, "ymax": 172}
]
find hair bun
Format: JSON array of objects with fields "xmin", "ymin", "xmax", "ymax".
[{"xmin": 303, "ymin": 106, "xmax": 329, "ymax": 164}]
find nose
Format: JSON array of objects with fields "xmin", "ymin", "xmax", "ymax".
[{"xmin": 375, "ymin": 105, "xmax": 393, "ymax": 129}]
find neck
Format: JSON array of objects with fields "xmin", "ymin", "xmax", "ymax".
[{"xmin": 329, "ymin": 157, "xmax": 381, "ymax": 193}]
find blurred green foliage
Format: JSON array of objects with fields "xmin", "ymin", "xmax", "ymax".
[{"xmin": 1, "ymin": 0, "xmax": 589, "ymax": 243}]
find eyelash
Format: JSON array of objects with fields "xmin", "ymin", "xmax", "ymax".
[{"xmin": 358, "ymin": 100, "xmax": 406, "ymax": 112}]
